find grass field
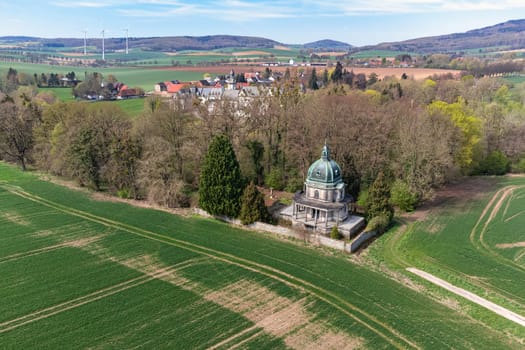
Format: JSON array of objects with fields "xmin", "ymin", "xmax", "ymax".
[
  {"xmin": 368, "ymin": 176, "xmax": 525, "ymax": 342},
  {"xmin": 37, "ymin": 87, "xmax": 145, "ymax": 117},
  {"xmin": 0, "ymin": 62, "xmax": 208, "ymax": 91},
  {"xmin": 0, "ymin": 162, "xmax": 522, "ymax": 348},
  {"xmin": 39, "ymin": 87, "xmax": 75, "ymax": 102}
]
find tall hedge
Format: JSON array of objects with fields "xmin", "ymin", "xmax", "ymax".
[{"xmin": 199, "ymin": 134, "xmax": 244, "ymax": 217}]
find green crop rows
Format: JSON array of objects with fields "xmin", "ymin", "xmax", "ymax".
[{"xmin": 0, "ymin": 162, "xmax": 521, "ymax": 348}]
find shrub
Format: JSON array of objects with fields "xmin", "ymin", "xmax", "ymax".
[
  {"xmin": 330, "ymin": 225, "xmax": 341, "ymax": 239},
  {"xmin": 365, "ymin": 214, "xmax": 390, "ymax": 234},
  {"xmin": 116, "ymin": 188, "xmax": 131, "ymax": 199},
  {"xmin": 513, "ymin": 157, "xmax": 525, "ymax": 173},
  {"xmin": 239, "ymin": 182, "xmax": 270, "ymax": 225},
  {"xmin": 285, "ymin": 176, "xmax": 303, "ymax": 193},
  {"xmin": 356, "ymin": 188, "xmax": 369, "ymax": 207},
  {"xmin": 265, "ymin": 168, "xmax": 285, "ymax": 191},
  {"xmin": 475, "ymin": 150, "xmax": 510, "ymax": 175},
  {"xmin": 390, "ymin": 179, "xmax": 418, "ymax": 212}
]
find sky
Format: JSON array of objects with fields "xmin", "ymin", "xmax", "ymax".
[{"xmin": 1, "ymin": 1, "xmax": 525, "ymax": 46}]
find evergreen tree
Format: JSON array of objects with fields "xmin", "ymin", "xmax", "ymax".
[
  {"xmin": 365, "ymin": 171, "xmax": 394, "ymax": 222},
  {"xmin": 322, "ymin": 69, "xmax": 329, "ymax": 85},
  {"xmin": 239, "ymin": 182, "xmax": 270, "ymax": 225},
  {"xmin": 331, "ymin": 61, "xmax": 343, "ymax": 83},
  {"xmin": 308, "ymin": 68, "xmax": 319, "ymax": 90},
  {"xmin": 199, "ymin": 134, "xmax": 245, "ymax": 217}
]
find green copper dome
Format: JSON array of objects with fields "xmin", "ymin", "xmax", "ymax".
[{"xmin": 306, "ymin": 143, "xmax": 343, "ymax": 187}]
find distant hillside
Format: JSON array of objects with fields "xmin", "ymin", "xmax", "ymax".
[
  {"xmin": 0, "ymin": 35, "xmax": 282, "ymax": 51},
  {"xmin": 358, "ymin": 19, "xmax": 525, "ymax": 54},
  {"xmin": 303, "ymin": 39, "xmax": 352, "ymax": 51}
]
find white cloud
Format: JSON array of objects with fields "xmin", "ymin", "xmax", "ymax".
[
  {"xmin": 50, "ymin": 1, "xmax": 111, "ymax": 8},
  {"xmin": 303, "ymin": 0, "xmax": 525, "ymax": 15}
]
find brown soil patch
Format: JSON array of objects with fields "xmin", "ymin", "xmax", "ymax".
[
  {"xmin": 496, "ymin": 242, "xmax": 525, "ymax": 249},
  {"xmin": 402, "ymin": 177, "xmax": 498, "ymax": 223},
  {"xmin": 149, "ymin": 64, "xmax": 459, "ymax": 80},
  {"xmin": 119, "ymin": 254, "xmax": 204, "ymax": 291},
  {"xmin": 274, "ymin": 45, "xmax": 291, "ymax": 51},
  {"xmin": 204, "ymin": 279, "xmax": 363, "ymax": 349},
  {"xmin": 314, "ymin": 51, "xmax": 347, "ymax": 57},
  {"xmin": 0, "ymin": 211, "xmax": 30, "ymax": 226},
  {"xmin": 64, "ymin": 236, "xmax": 102, "ymax": 248}
]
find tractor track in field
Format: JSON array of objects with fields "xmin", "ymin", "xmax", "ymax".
[
  {"xmin": 0, "ymin": 242, "xmax": 71, "ymax": 264},
  {"xmin": 1, "ymin": 185, "xmax": 420, "ymax": 350},
  {"xmin": 0, "ymin": 237, "xmax": 102, "ymax": 265},
  {"xmin": 0, "ymin": 259, "xmax": 199, "ymax": 333}
]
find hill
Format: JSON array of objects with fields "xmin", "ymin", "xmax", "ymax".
[
  {"xmin": 0, "ymin": 35, "xmax": 282, "ymax": 51},
  {"xmin": 357, "ymin": 19, "xmax": 525, "ymax": 54},
  {"xmin": 303, "ymin": 39, "xmax": 353, "ymax": 51}
]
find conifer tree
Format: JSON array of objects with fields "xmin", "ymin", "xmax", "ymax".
[
  {"xmin": 239, "ymin": 182, "xmax": 270, "ymax": 225},
  {"xmin": 199, "ymin": 134, "xmax": 244, "ymax": 217},
  {"xmin": 365, "ymin": 171, "xmax": 394, "ymax": 222},
  {"xmin": 308, "ymin": 68, "xmax": 319, "ymax": 90},
  {"xmin": 331, "ymin": 61, "xmax": 343, "ymax": 83}
]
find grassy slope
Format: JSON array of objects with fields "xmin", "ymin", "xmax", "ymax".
[
  {"xmin": 37, "ymin": 87, "xmax": 144, "ymax": 118},
  {"xmin": 369, "ymin": 176, "xmax": 525, "ymax": 342},
  {"xmin": 0, "ymin": 162, "xmax": 521, "ymax": 349}
]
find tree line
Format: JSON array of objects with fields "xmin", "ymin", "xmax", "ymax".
[{"xmin": 1, "ymin": 67, "xmax": 525, "ymax": 227}]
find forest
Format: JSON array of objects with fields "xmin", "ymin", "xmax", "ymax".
[{"xmin": 1, "ymin": 65, "xmax": 525, "ymax": 225}]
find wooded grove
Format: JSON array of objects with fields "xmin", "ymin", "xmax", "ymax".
[{"xmin": 1, "ymin": 68, "xmax": 525, "ymax": 216}]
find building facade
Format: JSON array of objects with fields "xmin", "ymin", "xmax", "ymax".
[{"xmin": 290, "ymin": 143, "xmax": 357, "ymax": 236}]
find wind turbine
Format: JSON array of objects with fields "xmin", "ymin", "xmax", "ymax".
[
  {"xmin": 124, "ymin": 28, "xmax": 129, "ymax": 54},
  {"xmin": 101, "ymin": 29, "xmax": 105, "ymax": 60},
  {"xmin": 82, "ymin": 29, "xmax": 87, "ymax": 56}
]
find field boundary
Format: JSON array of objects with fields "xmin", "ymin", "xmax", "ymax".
[{"xmin": 407, "ymin": 268, "xmax": 525, "ymax": 328}]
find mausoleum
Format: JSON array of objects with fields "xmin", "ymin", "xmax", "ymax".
[{"xmin": 281, "ymin": 143, "xmax": 364, "ymax": 238}]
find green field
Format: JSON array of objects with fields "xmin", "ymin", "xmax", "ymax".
[
  {"xmin": 39, "ymin": 87, "xmax": 75, "ymax": 102},
  {"xmin": 370, "ymin": 176, "xmax": 525, "ymax": 340},
  {"xmin": 37, "ymin": 87, "xmax": 145, "ymax": 117},
  {"xmin": 0, "ymin": 62, "xmax": 208, "ymax": 90},
  {"xmin": 0, "ymin": 162, "xmax": 522, "ymax": 348}
]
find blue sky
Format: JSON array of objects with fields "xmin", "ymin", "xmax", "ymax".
[{"xmin": 1, "ymin": 1, "xmax": 524, "ymax": 46}]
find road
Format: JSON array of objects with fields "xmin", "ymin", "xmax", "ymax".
[{"xmin": 407, "ymin": 267, "xmax": 525, "ymax": 328}]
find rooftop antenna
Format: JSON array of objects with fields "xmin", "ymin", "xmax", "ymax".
[
  {"xmin": 82, "ymin": 29, "xmax": 87, "ymax": 56},
  {"xmin": 124, "ymin": 28, "xmax": 129, "ymax": 54},
  {"xmin": 101, "ymin": 29, "xmax": 105, "ymax": 60}
]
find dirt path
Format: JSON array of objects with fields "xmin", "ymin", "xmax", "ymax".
[{"xmin": 407, "ymin": 268, "xmax": 525, "ymax": 328}]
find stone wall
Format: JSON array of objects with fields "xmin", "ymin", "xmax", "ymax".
[{"xmin": 192, "ymin": 208, "xmax": 375, "ymax": 254}]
